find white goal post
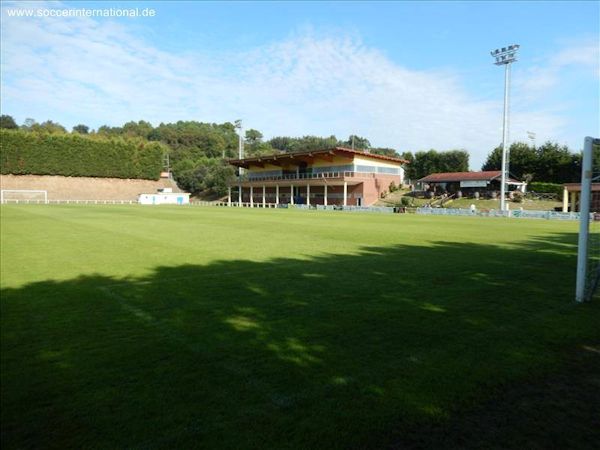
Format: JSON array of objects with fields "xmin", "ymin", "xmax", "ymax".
[
  {"xmin": 575, "ymin": 136, "xmax": 600, "ymax": 302},
  {"xmin": 0, "ymin": 190, "xmax": 48, "ymax": 204}
]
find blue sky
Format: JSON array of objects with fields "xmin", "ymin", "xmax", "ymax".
[{"xmin": 1, "ymin": 0, "xmax": 598, "ymax": 168}]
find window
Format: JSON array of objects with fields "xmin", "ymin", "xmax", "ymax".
[
  {"xmin": 312, "ymin": 165, "xmax": 354, "ymax": 174},
  {"xmin": 354, "ymin": 165, "xmax": 400, "ymax": 174},
  {"xmin": 377, "ymin": 166, "xmax": 401, "ymax": 174},
  {"xmin": 248, "ymin": 170, "xmax": 282, "ymax": 179}
]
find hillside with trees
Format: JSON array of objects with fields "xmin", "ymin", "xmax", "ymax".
[{"xmin": 1, "ymin": 114, "xmax": 585, "ymax": 197}]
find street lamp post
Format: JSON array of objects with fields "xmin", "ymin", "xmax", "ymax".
[{"xmin": 490, "ymin": 44, "xmax": 520, "ymax": 211}]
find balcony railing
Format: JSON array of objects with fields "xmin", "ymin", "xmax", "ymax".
[{"xmin": 240, "ymin": 171, "xmax": 380, "ymax": 183}]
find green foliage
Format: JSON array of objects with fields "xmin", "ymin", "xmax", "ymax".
[
  {"xmin": 400, "ymin": 151, "xmax": 416, "ymax": 180},
  {"xmin": 371, "ymin": 147, "xmax": 400, "ymax": 158},
  {"xmin": 97, "ymin": 125, "xmax": 124, "ymax": 136},
  {"xmin": 268, "ymin": 135, "xmax": 339, "ymax": 153},
  {"xmin": 267, "ymin": 134, "xmax": 402, "ymax": 159},
  {"xmin": 22, "ymin": 120, "xmax": 68, "ymax": 134},
  {"xmin": 245, "ymin": 142, "xmax": 275, "ymax": 157},
  {"xmin": 122, "ymin": 120, "xmax": 154, "ymax": 139},
  {"xmin": 482, "ymin": 141, "xmax": 580, "ymax": 183},
  {"xmin": 0, "ymin": 115, "xmax": 18, "ymax": 129},
  {"xmin": 388, "ymin": 181, "xmax": 398, "ymax": 192},
  {"xmin": 528, "ymin": 182, "xmax": 563, "ymax": 195},
  {"xmin": 7, "ymin": 114, "xmax": 421, "ymax": 194},
  {"xmin": 0, "ymin": 129, "xmax": 164, "ymax": 179},
  {"xmin": 409, "ymin": 149, "xmax": 469, "ymax": 180},
  {"xmin": 342, "ymin": 135, "xmax": 371, "ymax": 150},
  {"xmin": 244, "ymin": 129, "xmax": 263, "ymax": 143},
  {"xmin": 152, "ymin": 121, "xmax": 238, "ymax": 159},
  {"xmin": 535, "ymin": 142, "xmax": 578, "ymax": 182},
  {"xmin": 511, "ymin": 191, "xmax": 524, "ymax": 203},
  {"xmin": 400, "ymin": 196, "xmax": 413, "ymax": 206},
  {"xmin": 171, "ymin": 158, "xmax": 235, "ymax": 196},
  {"xmin": 22, "ymin": 118, "xmax": 36, "ymax": 130},
  {"xmin": 72, "ymin": 124, "xmax": 89, "ymax": 134},
  {"xmin": 244, "ymin": 129, "xmax": 275, "ymax": 157}
]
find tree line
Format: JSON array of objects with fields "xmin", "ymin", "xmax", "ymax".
[
  {"xmin": 482, "ymin": 141, "xmax": 592, "ymax": 184},
  {"xmin": 0, "ymin": 114, "xmax": 585, "ymax": 196}
]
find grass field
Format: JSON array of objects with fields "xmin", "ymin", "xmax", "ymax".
[{"xmin": 1, "ymin": 205, "xmax": 599, "ymax": 449}]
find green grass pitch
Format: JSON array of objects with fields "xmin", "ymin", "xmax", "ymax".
[{"xmin": 1, "ymin": 205, "xmax": 599, "ymax": 449}]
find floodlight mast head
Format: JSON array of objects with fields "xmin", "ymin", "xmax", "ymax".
[
  {"xmin": 490, "ymin": 44, "xmax": 520, "ymax": 211},
  {"xmin": 235, "ymin": 119, "xmax": 244, "ymax": 168},
  {"xmin": 490, "ymin": 44, "xmax": 520, "ymax": 65}
]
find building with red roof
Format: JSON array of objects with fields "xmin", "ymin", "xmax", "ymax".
[
  {"xmin": 418, "ymin": 170, "xmax": 526, "ymax": 196},
  {"xmin": 228, "ymin": 147, "xmax": 407, "ymax": 206}
]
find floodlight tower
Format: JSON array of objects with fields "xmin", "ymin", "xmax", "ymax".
[
  {"xmin": 490, "ymin": 44, "xmax": 520, "ymax": 211},
  {"xmin": 235, "ymin": 119, "xmax": 244, "ymax": 205},
  {"xmin": 527, "ymin": 130, "xmax": 536, "ymax": 149}
]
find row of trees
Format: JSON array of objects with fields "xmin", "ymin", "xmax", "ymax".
[
  {"xmin": 1, "ymin": 114, "xmax": 586, "ymax": 195},
  {"xmin": 1, "ymin": 115, "xmax": 414, "ymax": 194},
  {"xmin": 0, "ymin": 130, "xmax": 165, "ymax": 180},
  {"xmin": 482, "ymin": 142, "xmax": 589, "ymax": 184},
  {"xmin": 400, "ymin": 150, "xmax": 469, "ymax": 181}
]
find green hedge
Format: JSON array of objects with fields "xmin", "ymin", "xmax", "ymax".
[
  {"xmin": 0, "ymin": 130, "xmax": 164, "ymax": 180},
  {"xmin": 528, "ymin": 182, "xmax": 563, "ymax": 195}
]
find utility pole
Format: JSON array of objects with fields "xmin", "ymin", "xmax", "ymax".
[{"xmin": 490, "ymin": 44, "xmax": 520, "ymax": 211}]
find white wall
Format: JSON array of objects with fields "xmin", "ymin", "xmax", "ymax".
[{"xmin": 139, "ymin": 193, "xmax": 190, "ymax": 205}]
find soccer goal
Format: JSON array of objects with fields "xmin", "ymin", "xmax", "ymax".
[
  {"xmin": 0, "ymin": 189, "xmax": 48, "ymax": 204},
  {"xmin": 575, "ymin": 136, "xmax": 600, "ymax": 302}
]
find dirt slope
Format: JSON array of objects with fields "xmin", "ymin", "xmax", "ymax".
[{"xmin": 0, "ymin": 175, "xmax": 183, "ymax": 201}]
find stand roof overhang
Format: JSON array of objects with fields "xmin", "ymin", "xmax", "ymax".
[
  {"xmin": 419, "ymin": 170, "xmax": 523, "ymax": 184},
  {"xmin": 228, "ymin": 147, "xmax": 408, "ymax": 169},
  {"xmin": 563, "ymin": 183, "xmax": 600, "ymax": 193}
]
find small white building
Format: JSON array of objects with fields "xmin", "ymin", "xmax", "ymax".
[{"xmin": 138, "ymin": 192, "xmax": 190, "ymax": 205}]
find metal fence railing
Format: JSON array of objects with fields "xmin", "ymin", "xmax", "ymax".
[
  {"xmin": 2, "ymin": 200, "xmax": 578, "ymax": 219},
  {"xmin": 243, "ymin": 171, "xmax": 376, "ymax": 183},
  {"xmin": 1, "ymin": 199, "xmax": 137, "ymax": 205},
  {"xmin": 525, "ymin": 192, "xmax": 559, "ymax": 201},
  {"xmin": 416, "ymin": 207, "xmax": 581, "ymax": 220}
]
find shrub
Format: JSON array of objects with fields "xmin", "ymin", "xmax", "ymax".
[
  {"xmin": 528, "ymin": 182, "xmax": 562, "ymax": 195},
  {"xmin": 389, "ymin": 181, "xmax": 397, "ymax": 192},
  {"xmin": 512, "ymin": 191, "xmax": 524, "ymax": 203},
  {"xmin": 400, "ymin": 196, "xmax": 413, "ymax": 207},
  {"xmin": 0, "ymin": 129, "xmax": 164, "ymax": 180}
]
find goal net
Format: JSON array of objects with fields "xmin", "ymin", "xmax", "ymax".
[
  {"xmin": 0, "ymin": 190, "xmax": 48, "ymax": 204},
  {"xmin": 575, "ymin": 137, "xmax": 600, "ymax": 302}
]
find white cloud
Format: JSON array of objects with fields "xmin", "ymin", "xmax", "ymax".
[
  {"xmin": 552, "ymin": 41, "xmax": 599, "ymax": 68},
  {"xmin": 1, "ymin": 3, "xmax": 594, "ymax": 169},
  {"xmin": 517, "ymin": 38, "xmax": 599, "ymax": 93}
]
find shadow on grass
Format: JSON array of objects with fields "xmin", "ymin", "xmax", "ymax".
[{"xmin": 1, "ymin": 234, "xmax": 599, "ymax": 449}]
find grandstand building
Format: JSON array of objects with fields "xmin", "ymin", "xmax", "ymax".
[{"xmin": 227, "ymin": 147, "xmax": 407, "ymax": 206}]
